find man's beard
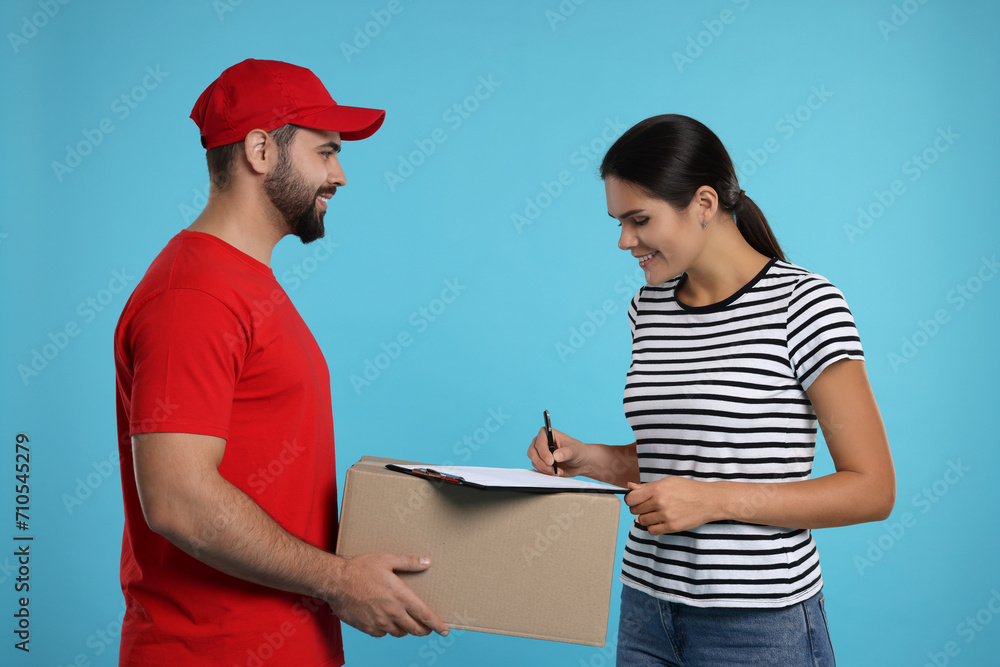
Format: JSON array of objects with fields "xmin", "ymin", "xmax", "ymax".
[{"xmin": 263, "ymin": 149, "xmax": 332, "ymax": 244}]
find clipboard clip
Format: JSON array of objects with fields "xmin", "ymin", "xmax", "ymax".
[{"xmin": 412, "ymin": 468, "xmax": 467, "ymax": 485}]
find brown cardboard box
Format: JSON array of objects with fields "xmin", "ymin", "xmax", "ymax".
[{"xmin": 335, "ymin": 456, "xmax": 622, "ymax": 646}]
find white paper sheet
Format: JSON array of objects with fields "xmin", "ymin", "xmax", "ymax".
[{"xmin": 387, "ymin": 464, "xmax": 628, "ymax": 494}]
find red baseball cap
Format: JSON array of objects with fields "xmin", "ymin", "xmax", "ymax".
[{"xmin": 190, "ymin": 58, "xmax": 385, "ymax": 149}]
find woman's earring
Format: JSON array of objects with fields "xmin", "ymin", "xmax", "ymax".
[{"xmin": 700, "ymin": 219, "xmax": 708, "ymax": 228}]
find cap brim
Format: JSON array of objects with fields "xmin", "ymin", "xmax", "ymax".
[{"xmin": 294, "ymin": 104, "xmax": 385, "ymax": 141}]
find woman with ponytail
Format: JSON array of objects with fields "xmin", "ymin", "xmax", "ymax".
[{"xmin": 527, "ymin": 115, "xmax": 895, "ymax": 666}]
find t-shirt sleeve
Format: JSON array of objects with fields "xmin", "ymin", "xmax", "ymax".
[
  {"xmin": 785, "ymin": 275, "xmax": 864, "ymax": 390},
  {"xmin": 126, "ymin": 288, "xmax": 247, "ymax": 438},
  {"xmin": 628, "ymin": 288, "xmax": 642, "ymax": 340}
]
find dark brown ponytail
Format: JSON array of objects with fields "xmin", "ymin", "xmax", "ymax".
[{"xmin": 600, "ymin": 114, "xmax": 785, "ymax": 261}]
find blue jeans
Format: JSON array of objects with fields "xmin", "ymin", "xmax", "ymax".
[{"xmin": 617, "ymin": 584, "xmax": 836, "ymax": 666}]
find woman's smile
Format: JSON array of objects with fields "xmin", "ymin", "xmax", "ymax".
[{"xmin": 635, "ymin": 251, "xmax": 658, "ymax": 267}]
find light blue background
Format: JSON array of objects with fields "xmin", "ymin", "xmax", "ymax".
[{"xmin": 2, "ymin": 1, "xmax": 998, "ymax": 665}]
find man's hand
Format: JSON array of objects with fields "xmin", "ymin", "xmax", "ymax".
[{"xmin": 326, "ymin": 554, "xmax": 449, "ymax": 638}]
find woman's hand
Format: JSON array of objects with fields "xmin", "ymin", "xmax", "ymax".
[
  {"xmin": 625, "ymin": 477, "xmax": 721, "ymax": 535},
  {"xmin": 526, "ymin": 427, "xmax": 591, "ymax": 477},
  {"xmin": 527, "ymin": 428, "xmax": 640, "ymax": 487}
]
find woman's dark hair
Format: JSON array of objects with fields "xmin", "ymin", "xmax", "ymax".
[{"xmin": 600, "ymin": 114, "xmax": 785, "ymax": 261}]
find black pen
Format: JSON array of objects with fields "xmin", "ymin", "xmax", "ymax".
[{"xmin": 543, "ymin": 410, "xmax": 557, "ymax": 475}]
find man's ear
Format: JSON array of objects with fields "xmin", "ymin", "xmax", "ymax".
[{"xmin": 243, "ymin": 129, "xmax": 272, "ymax": 176}]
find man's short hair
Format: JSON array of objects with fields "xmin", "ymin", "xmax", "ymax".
[{"xmin": 206, "ymin": 124, "xmax": 300, "ymax": 191}]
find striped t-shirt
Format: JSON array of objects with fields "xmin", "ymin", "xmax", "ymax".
[{"xmin": 621, "ymin": 258, "xmax": 864, "ymax": 608}]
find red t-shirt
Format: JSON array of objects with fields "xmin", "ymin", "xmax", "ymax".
[{"xmin": 114, "ymin": 230, "xmax": 343, "ymax": 666}]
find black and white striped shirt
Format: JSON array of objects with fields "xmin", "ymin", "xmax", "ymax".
[{"xmin": 621, "ymin": 258, "xmax": 864, "ymax": 608}]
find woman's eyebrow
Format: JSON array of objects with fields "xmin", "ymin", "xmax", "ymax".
[{"xmin": 609, "ymin": 208, "xmax": 645, "ymax": 219}]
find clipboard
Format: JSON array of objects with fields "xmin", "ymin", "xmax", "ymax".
[{"xmin": 385, "ymin": 464, "xmax": 628, "ymax": 494}]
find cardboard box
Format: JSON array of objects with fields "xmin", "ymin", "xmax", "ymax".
[{"xmin": 335, "ymin": 457, "xmax": 622, "ymax": 646}]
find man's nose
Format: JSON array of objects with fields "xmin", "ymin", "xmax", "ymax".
[{"xmin": 328, "ymin": 156, "xmax": 346, "ymax": 187}]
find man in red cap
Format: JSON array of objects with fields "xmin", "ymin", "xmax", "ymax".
[{"xmin": 113, "ymin": 59, "xmax": 447, "ymax": 666}]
